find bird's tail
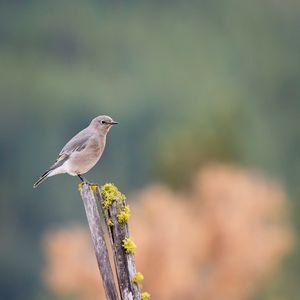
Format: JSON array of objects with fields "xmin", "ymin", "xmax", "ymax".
[{"xmin": 33, "ymin": 170, "xmax": 52, "ymax": 188}]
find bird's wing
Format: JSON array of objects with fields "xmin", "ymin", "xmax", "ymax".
[
  {"xmin": 49, "ymin": 153, "xmax": 70, "ymax": 170},
  {"xmin": 59, "ymin": 128, "xmax": 92, "ymax": 156},
  {"xmin": 48, "ymin": 129, "xmax": 92, "ymax": 170}
]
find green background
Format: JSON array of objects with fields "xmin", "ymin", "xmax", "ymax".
[{"xmin": 0, "ymin": 0, "xmax": 299, "ymax": 299}]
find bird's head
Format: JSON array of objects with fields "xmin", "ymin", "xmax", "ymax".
[{"xmin": 91, "ymin": 115, "xmax": 118, "ymax": 134}]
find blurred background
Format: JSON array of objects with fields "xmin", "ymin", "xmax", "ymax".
[{"xmin": 0, "ymin": 0, "xmax": 299, "ymax": 299}]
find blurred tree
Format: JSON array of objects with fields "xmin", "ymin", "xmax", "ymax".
[
  {"xmin": 42, "ymin": 165, "xmax": 293, "ymax": 300},
  {"xmin": 0, "ymin": 0, "xmax": 299, "ymax": 299}
]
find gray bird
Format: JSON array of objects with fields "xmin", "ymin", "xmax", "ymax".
[{"xmin": 33, "ymin": 115, "xmax": 118, "ymax": 188}]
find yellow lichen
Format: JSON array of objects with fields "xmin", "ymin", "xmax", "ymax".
[
  {"xmin": 101, "ymin": 183, "xmax": 126, "ymax": 209},
  {"xmin": 107, "ymin": 218, "xmax": 114, "ymax": 227},
  {"xmin": 122, "ymin": 237, "xmax": 137, "ymax": 254},
  {"xmin": 78, "ymin": 182, "xmax": 84, "ymax": 191},
  {"xmin": 141, "ymin": 292, "xmax": 150, "ymax": 300},
  {"xmin": 90, "ymin": 184, "xmax": 98, "ymax": 192},
  {"xmin": 132, "ymin": 272, "xmax": 144, "ymax": 284},
  {"xmin": 117, "ymin": 205, "xmax": 131, "ymax": 223}
]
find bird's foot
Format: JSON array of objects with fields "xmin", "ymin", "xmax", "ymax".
[
  {"xmin": 78, "ymin": 180, "xmax": 99, "ymax": 192},
  {"xmin": 87, "ymin": 181, "xmax": 99, "ymax": 192}
]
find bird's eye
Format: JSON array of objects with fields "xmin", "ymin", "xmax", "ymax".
[{"xmin": 101, "ymin": 120, "xmax": 106, "ymax": 124}]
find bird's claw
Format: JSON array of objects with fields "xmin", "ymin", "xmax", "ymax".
[
  {"xmin": 78, "ymin": 181, "xmax": 98, "ymax": 192},
  {"xmin": 87, "ymin": 182, "xmax": 99, "ymax": 192}
]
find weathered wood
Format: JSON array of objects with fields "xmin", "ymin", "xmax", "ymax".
[
  {"xmin": 80, "ymin": 183, "xmax": 119, "ymax": 300},
  {"xmin": 110, "ymin": 201, "xmax": 141, "ymax": 300},
  {"xmin": 95, "ymin": 188, "xmax": 141, "ymax": 300}
]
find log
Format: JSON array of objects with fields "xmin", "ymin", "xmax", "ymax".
[
  {"xmin": 95, "ymin": 187, "xmax": 141, "ymax": 300},
  {"xmin": 79, "ymin": 183, "xmax": 119, "ymax": 300}
]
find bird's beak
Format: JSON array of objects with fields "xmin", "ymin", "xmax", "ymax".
[{"xmin": 110, "ymin": 121, "xmax": 118, "ymax": 125}]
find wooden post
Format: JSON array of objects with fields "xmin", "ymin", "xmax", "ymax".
[
  {"xmin": 95, "ymin": 187, "xmax": 141, "ymax": 300},
  {"xmin": 110, "ymin": 201, "xmax": 141, "ymax": 300},
  {"xmin": 79, "ymin": 183, "xmax": 119, "ymax": 300}
]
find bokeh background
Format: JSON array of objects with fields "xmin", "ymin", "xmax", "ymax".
[{"xmin": 0, "ymin": 0, "xmax": 299, "ymax": 299}]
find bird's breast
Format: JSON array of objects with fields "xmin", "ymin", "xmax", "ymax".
[
  {"xmin": 89, "ymin": 138, "xmax": 104, "ymax": 156},
  {"xmin": 66, "ymin": 136, "xmax": 106, "ymax": 175}
]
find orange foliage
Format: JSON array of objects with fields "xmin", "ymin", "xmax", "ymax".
[
  {"xmin": 42, "ymin": 164, "xmax": 293, "ymax": 300},
  {"xmin": 43, "ymin": 226, "xmax": 105, "ymax": 300}
]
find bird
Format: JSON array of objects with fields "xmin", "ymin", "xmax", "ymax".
[{"xmin": 33, "ymin": 115, "xmax": 118, "ymax": 188}]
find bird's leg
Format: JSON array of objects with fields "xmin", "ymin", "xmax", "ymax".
[
  {"xmin": 77, "ymin": 174, "xmax": 98, "ymax": 189},
  {"xmin": 78, "ymin": 174, "xmax": 85, "ymax": 182},
  {"xmin": 78, "ymin": 174, "xmax": 90, "ymax": 183}
]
